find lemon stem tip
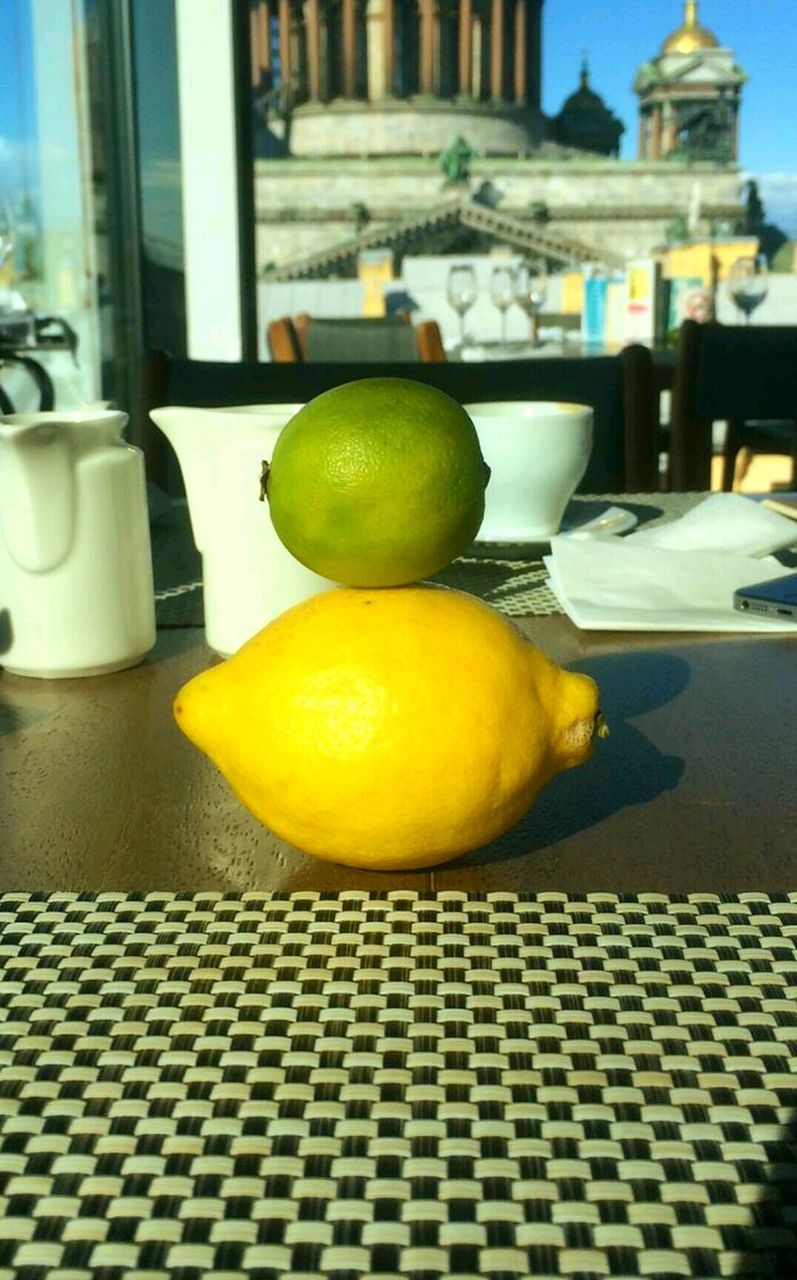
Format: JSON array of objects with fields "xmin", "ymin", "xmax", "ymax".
[{"xmin": 595, "ymin": 712, "xmax": 610, "ymax": 740}]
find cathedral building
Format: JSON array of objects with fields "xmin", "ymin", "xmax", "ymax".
[
  {"xmin": 251, "ymin": 0, "xmax": 746, "ymax": 281},
  {"xmin": 253, "ymin": 0, "xmax": 545, "ymax": 156},
  {"xmin": 635, "ymin": 0, "xmax": 745, "ymax": 163}
]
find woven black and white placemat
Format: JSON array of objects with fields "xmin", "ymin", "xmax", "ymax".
[
  {"xmin": 152, "ymin": 495, "xmax": 702, "ymax": 628},
  {"xmin": 1, "ymin": 893, "xmax": 795, "ymax": 1279}
]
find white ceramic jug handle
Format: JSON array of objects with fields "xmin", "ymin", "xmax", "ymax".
[{"xmin": 0, "ymin": 423, "xmax": 76, "ymax": 572}]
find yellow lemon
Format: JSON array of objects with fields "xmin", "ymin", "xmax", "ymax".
[
  {"xmin": 174, "ymin": 585, "xmax": 606, "ymax": 870},
  {"xmin": 264, "ymin": 377, "xmax": 490, "ymax": 586}
]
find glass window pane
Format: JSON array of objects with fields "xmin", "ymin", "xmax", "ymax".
[
  {"xmin": 0, "ymin": 0, "xmax": 101, "ymax": 410},
  {"xmin": 132, "ymin": 0, "xmax": 186, "ymax": 354}
]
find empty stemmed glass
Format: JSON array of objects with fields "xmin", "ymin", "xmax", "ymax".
[
  {"xmin": 490, "ymin": 265, "xmax": 515, "ymax": 344},
  {"xmin": 728, "ymin": 253, "xmax": 768, "ymax": 324},
  {"xmin": 446, "ymin": 264, "xmax": 477, "ymax": 348},
  {"xmin": 514, "ymin": 258, "xmax": 548, "ymax": 346}
]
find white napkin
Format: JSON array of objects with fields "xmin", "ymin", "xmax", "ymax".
[
  {"xmin": 626, "ymin": 493, "xmax": 797, "ymax": 557},
  {"xmin": 544, "ymin": 494, "xmax": 797, "ymax": 632}
]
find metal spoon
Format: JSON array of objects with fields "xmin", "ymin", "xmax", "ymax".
[{"xmin": 565, "ymin": 506, "xmax": 638, "ymax": 538}]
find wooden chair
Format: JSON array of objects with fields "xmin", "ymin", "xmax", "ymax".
[
  {"xmin": 670, "ymin": 319, "xmax": 797, "ymax": 491},
  {"xmin": 266, "ymin": 317, "xmax": 303, "ymax": 362},
  {"xmin": 415, "ymin": 320, "xmax": 446, "ymax": 362},
  {"xmin": 143, "ymin": 345, "xmax": 661, "ymax": 498},
  {"xmin": 293, "ymin": 313, "xmax": 310, "ymax": 359},
  {"xmin": 303, "ymin": 317, "xmax": 420, "ymax": 362}
]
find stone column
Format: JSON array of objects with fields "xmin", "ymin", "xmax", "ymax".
[
  {"xmin": 383, "ymin": 0, "xmax": 394, "ymax": 95},
  {"xmin": 490, "ymin": 0, "xmax": 504, "ymax": 101},
  {"xmin": 471, "ymin": 15, "xmax": 483, "ymax": 99},
  {"xmin": 249, "ymin": 4, "xmax": 257, "ymax": 88},
  {"xmin": 305, "ymin": 0, "xmax": 322, "ymax": 98},
  {"xmin": 278, "ymin": 0, "xmax": 292, "ymax": 89},
  {"xmin": 291, "ymin": 2, "xmax": 304, "ymax": 98},
  {"xmin": 513, "ymin": 0, "xmax": 526, "ymax": 103},
  {"xmin": 250, "ymin": 1, "xmax": 268, "ymax": 87},
  {"xmin": 419, "ymin": 0, "xmax": 435, "ymax": 94},
  {"xmin": 432, "ymin": 2, "xmax": 442, "ymax": 94},
  {"xmin": 651, "ymin": 105, "xmax": 662, "ymax": 158},
  {"xmin": 637, "ymin": 109, "xmax": 647, "ymax": 158},
  {"xmin": 458, "ymin": 0, "xmax": 472, "ymax": 95},
  {"xmin": 664, "ymin": 101, "xmax": 677, "ymax": 157},
  {"xmin": 342, "ymin": 0, "xmax": 357, "ymax": 96},
  {"xmin": 729, "ymin": 101, "xmax": 739, "ymax": 159},
  {"xmin": 262, "ymin": 1, "xmax": 273, "ymax": 74},
  {"xmin": 366, "ymin": 0, "xmax": 386, "ymax": 98}
]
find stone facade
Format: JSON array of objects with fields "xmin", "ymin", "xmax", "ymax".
[
  {"xmin": 255, "ymin": 155, "xmax": 744, "ymax": 272},
  {"xmin": 283, "ymin": 99, "xmax": 547, "ymax": 158},
  {"xmin": 250, "ymin": 0, "xmax": 745, "ymax": 279}
]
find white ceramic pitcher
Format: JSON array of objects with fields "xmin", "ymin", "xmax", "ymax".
[
  {"xmin": 0, "ymin": 409, "xmax": 156, "ymax": 678},
  {"xmin": 150, "ymin": 405, "xmax": 334, "ymax": 656}
]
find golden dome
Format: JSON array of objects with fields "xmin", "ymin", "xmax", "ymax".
[{"xmin": 662, "ymin": 1, "xmax": 719, "ymax": 54}]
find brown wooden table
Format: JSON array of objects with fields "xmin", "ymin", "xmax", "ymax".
[
  {"xmin": 2, "ymin": 611, "xmax": 796, "ymax": 892},
  {"xmin": 2, "ymin": 505, "xmax": 797, "ymax": 1279}
]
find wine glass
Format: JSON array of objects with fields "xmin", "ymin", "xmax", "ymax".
[
  {"xmin": 0, "ymin": 198, "xmax": 14, "ymax": 273},
  {"xmin": 446, "ymin": 264, "xmax": 477, "ymax": 348},
  {"xmin": 728, "ymin": 253, "xmax": 768, "ymax": 324},
  {"xmin": 514, "ymin": 258, "xmax": 548, "ymax": 346},
  {"xmin": 490, "ymin": 265, "xmax": 515, "ymax": 343}
]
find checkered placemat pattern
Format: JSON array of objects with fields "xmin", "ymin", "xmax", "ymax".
[
  {"xmin": 153, "ymin": 495, "xmax": 703, "ymax": 627},
  {"xmin": 433, "ymin": 556, "xmax": 556, "ymax": 618},
  {"xmin": 152, "ymin": 491, "xmax": 706, "ymax": 627},
  {"xmin": 1, "ymin": 893, "xmax": 795, "ymax": 1278}
]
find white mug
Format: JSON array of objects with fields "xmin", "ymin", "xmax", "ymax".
[{"xmin": 465, "ymin": 401, "xmax": 593, "ymax": 540}]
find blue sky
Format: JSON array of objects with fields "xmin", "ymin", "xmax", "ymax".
[
  {"xmin": 2, "ymin": 0, "xmax": 796, "ymax": 231},
  {"xmin": 543, "ymin": 0, "xmax": 797, "ymax": 173},
  {"xmin": 0, "ymin": 0, "xmax": 36, "ymax": 193},
  {"xmin": 542, "ymin": 0, "xmax": 797, "ymax": 231}
]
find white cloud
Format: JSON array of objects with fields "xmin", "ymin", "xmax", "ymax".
[{"xmin": 743, "ymin": 170, "xmax": 797, "ymax": 238}]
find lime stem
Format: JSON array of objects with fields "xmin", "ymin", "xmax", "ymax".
[{"xmin": 259, "ymin": 460, "xmax": 270, "ymax": 502}]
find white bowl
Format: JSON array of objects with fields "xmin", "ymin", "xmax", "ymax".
[{"xmin": 465, "ymin": 400, "xmax": 593, "ymax": 540}]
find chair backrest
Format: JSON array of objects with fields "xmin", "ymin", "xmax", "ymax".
[
  {"xmin": 304, "ymin": 317, "xmax": 420, "ymax": 363},
  {"xmin": 266, "ymin": 317, "xmax": 303, "ymax": 362},
  {"xmin": 415, "ymin": 320, "xmax": 447, "ymax": 362},
  {"xmin": 293, "ymin": 313, "xmax": 310, "ymax": 359},
  {"xmin": 144, "ymin": 345, "xmax": 660, "ymax": 499},
  {"xmin": 670, "ymin": 320, "xmax": 797, "ymax": 489}
]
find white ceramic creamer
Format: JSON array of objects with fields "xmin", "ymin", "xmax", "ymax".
[
  {"xmin": 150, "ymin": 405, "xmax": 335, "ymax": 656},
  {"xmin": 0, "ymin": 409, "xmax": 156, "ymax": 678}
]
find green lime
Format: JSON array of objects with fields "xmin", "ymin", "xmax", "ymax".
[{"xmin": 265, "ymin": 377, "xmax": 490, "ymax": 586}]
